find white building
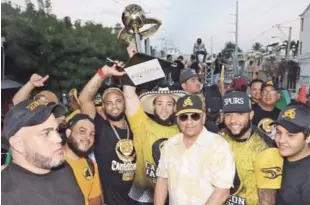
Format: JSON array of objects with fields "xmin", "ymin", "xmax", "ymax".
[{"xmin": 297, "ymin": 3, "xmax": 310, "ymax": 90}]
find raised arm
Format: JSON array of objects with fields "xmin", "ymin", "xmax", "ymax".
[
  {"xmin": 79, "ymin": 64, "xmax": 126, "ymax": 119},
  {"xmin": 123, "ymin": 85, "xmax": 140, "ymax": 116},
  {"xmin": 12, "ymin": 74, "xmax": 49, "ymax": 105},
  {"xmin": 122, "ymin": 43, "xmax": 141, "ymax": 116}
]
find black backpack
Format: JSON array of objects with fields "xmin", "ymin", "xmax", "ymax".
[{"xmin": 204, "ymin": 84, "xmax": 222, "ymax": 121}]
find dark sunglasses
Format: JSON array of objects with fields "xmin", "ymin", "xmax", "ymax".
[{"xmin": 179, "ymin": 113, "xmax": 201, "ymax": 121}]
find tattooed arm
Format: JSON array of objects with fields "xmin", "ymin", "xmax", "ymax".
[
  {"xmin": 258, "ymin": 189, "xmax": 276, "ymax": 205},
  {"xmin": 79, "ymin": 64, "xmax": 125, "ymax": 119}
]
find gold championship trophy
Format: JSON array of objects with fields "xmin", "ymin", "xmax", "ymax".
[{"xmin": 118, "ymin": 4, "xmax": 161, "ymax": 53}]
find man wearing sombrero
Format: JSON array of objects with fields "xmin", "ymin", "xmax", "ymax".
[
  {"xmin": 124, "ymin": 84, "xmax": 186, "ymax": 204},
  {"xmin": 104, "ymin": 44, "xmax": 187, "ymax": 204}
]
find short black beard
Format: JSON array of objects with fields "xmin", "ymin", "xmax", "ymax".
[
  {"xmin": 105, "ymin": 112, "xmax": 125, "ymax": 122},
  {"xmin": 225, "ymin": 120, "xmax": 252, "ymax": 139},
  {"xmin": 153, "ymin": 111, "xmax": 176, "ymax": 126},
  {"xmin": 67, "ymin": 135, "xmax": 93, "ymax": 158}
]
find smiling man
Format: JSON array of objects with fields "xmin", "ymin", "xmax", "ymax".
[
  {"xmin": 252, "ymin": 81, "xmax": 280, "ymax": 126},
  {"xmin": 249, "ymin": 79, "xmax": 263, "ymax": 105},
  {"xmin": 64, "ymin": 114, "xmax": 102, "ymax": 205},
  {"xmin": 272, "ymin": 103, "xmax": 310, "ymax": 205},
  {"xmin": 222, "ymin": 91, "xmax": 283, "ymax": 205},
  {"xmin": 1, "ymin": 100, "xmax": 84, "ymax": 205}
]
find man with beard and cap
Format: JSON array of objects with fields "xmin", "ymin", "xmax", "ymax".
[
  {"xmin": 1, "ymin": 99, "xmax": 84, "ymax": 205},
  {"xmin": 180, "ymin": 69, "xmax": 203, "ymax": 95},
  {"xmin": 222, "ymin": 91, "xmax": 283, "ymax": 205},
  {"xmin": 79, "ymin": 63, "xmax": 137, "ymax": 205},
  {"xmin": 64, "ymin": 113, "xmax": 102, "ymax": 205},
  {"xmin": 272, "ymin": 103, "xmax": 310, "ymax": 205}
]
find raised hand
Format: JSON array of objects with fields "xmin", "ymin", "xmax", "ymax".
[
  {"xmin": 29, "ymin": 74, "xmax": 49, "ymax": 87},
  {"xmin": 101, "ymin": 61, "xmax": 126, "ymax": 77},
  {"xmin": 127, "ymin": 42, "xmax": 137, "ymax": 58}
]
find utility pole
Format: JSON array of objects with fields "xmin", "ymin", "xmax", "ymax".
[
  {"xmin": 286, "ymin": 27, "xmax": 292, "ymax": 58},
  {"xmin": 229, "ymin": 2, "xmax": 239, "ymax": 75},
  {"xmin": 234, "ymin": 1, "xmax": 239, "ymax": 75},
  {"xmin": 210, "ymin": 36, "xmax": 213, "ymax": 56},
  {"xmin": 273, "ymin": 24, "xmax": 292, "ymax": 89},
  {"xmin": 1, "ymin": 37, "xmax": 6, "ymax": 81}
]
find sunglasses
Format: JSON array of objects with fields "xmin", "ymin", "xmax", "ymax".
[
  {"xmin": 179, "ymin": 113, "xmax": 202, "ymax": 122},
  {"xmin": 262, "ymin": 90, "xmax": 277, "ymax": 95}
]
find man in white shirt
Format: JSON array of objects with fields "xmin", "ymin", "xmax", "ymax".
[
  {"xmin": 193, "ymin": 38, "xmax": 207, "ymax": 62},
  {"xmin": 154, "ymin": 95, "xmax": 235, "ymax": 205}
]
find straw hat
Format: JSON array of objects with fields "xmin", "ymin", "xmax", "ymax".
[
  {"xmin": 34, "ymin": 90, "xmax": 58, "ymax": 104},
  {"xmin": 139, "ymin": 87, "xmax": 187, "ymax": 115}
]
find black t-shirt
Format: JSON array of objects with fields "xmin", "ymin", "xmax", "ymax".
[
  {"xmin": 190, "ymin": 62, "xmax": 200, "ymax": 74},
  {"xmin": 213, "ymin": 59, "xmax": 222, "ymax": 74},
  {"xmin": 94, "ymin": 114, "xmax": 136, "ymax": 205},
  {"xmin": 276, "ymin": 156, "xmax": 310, "ymax": 205},
  {"xmin": 252, "ymin": 104, "xmax": 281, "ymax": 126},
  {"xmin": 1, "ymin": 162, "xmax": 84, "ymax": 205}
]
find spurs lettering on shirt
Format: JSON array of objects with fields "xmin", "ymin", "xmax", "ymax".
[{"xmin": 224, "ymin": 98, "xmax": 244, "ymax": 106}]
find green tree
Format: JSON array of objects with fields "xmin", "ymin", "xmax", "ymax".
[
  {"xmin": 1, "ymin": 2, "xmax": 129, "ymax": 94},
  {"xmin": 252, "ymin": 42, "xmax": 263, "ymax": 51},
  {"xmin": 221, "ymin": 41, "xmax": 242, "ymax": 59}
]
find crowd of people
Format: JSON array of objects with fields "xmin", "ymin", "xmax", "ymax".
[{"xmin": 1, "ymin": 42, "xmax": 309, "ymax": 205}]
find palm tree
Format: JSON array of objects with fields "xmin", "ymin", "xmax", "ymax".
[
  {"xmin": 252, "ymin": 42, "xmax": 263, "ymax": 51},
  {"xmin": 221, "ymin": 41, "xmax": 242, "ymax": 59}
]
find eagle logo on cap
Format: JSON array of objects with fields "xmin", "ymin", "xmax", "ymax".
[
  {"xmin": 282, "ymin": 108, "xmax": 296, "ymax": 120},
  {"xmin": 183, "ymin": 97, "xmax": 193, "ymax": 107}
]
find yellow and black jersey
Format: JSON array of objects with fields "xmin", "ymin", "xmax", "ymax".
[{"xmin": 224, "ymin": 132, "xmax": 283, "ymax": 205}]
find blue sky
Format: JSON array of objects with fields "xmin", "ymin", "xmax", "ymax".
[{"xmin": 10, "ymin": 0, "xmax": 310, "ymax": 53}]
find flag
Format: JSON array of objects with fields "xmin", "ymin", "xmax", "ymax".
[
  {"xmin": 220, "ymin": 65, "xmax": 225, "ymax": 83},
  {"xmin": 297, "ymin": 84, "xmax": 307, "ymax": 103}
]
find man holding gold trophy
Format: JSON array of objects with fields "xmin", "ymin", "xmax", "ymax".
[{"xmin": 117, "ymin": 4, "xmax": 182, "ymax": 205}]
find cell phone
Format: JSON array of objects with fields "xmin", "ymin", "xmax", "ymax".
[{"xmin": 106, "ymin": 58, "xmax": 124, "ymax": 72}]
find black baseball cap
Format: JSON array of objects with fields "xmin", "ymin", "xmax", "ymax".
[
  {"xmin": 67, "ymin": 113, "xmax": 94, "ymax": 129},
  {"xmin": 271, "ymin": 103, "xmax": 310, "ymax": 133},
  {"xmin": 3, "ymin": 99, "xmax": 65, "ymax": 139},
  {"xmin": 223, "ymin": 91, "xmax": 252, "ymax": 113},
  {"xmin": 176, "ymin": 95, "xmax": 203, "ymax": 116},
  {"xmin": 261, "ymin": 80, "xmax": 277, "ymax": 90},
  {"xmin": 179, "ymin": 70, "xmax": 198, "ymax": 84}
]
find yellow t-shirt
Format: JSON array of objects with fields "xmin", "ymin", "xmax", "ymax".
[
  {"xmin": 127, "ymin": 105, "xmax": 180, "ymax": 203},
  {"xmin": 66, "ymin": 158, "xmax": 102, "ymax": 205},
  {"xmin": 224, "ymin": 132, "xmax": 283, "ymax": 205}
]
